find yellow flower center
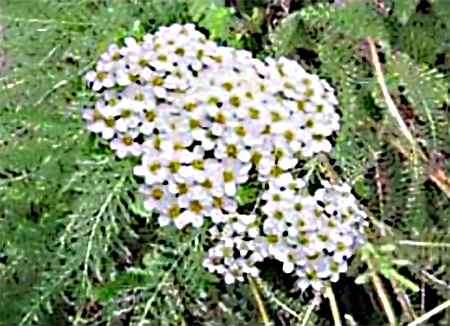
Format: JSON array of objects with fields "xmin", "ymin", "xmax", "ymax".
[
  {"xmin": 190, "ymin": 200, "xmax": 203, "ymax": 214},
  {"xmin": 104, "ymin": 117, "xmax": 115, "ymax": 128},
  {"xmin": 251, "ymin": 152, "xmax": 262, "ymax": 165},
  {"xmin": 135, "ymin": 93, "xmax": 145, "ymax": 101},
  {"xmin": 145, "ymin": 110, "xmax": 156, "ymax": 122},
  {"xmin": 152, "ymin": 76, "xmax": 164, "ymax": 87},
  {"xmin": 177, "ymin": 183, "xmax": 188, "ymax": 195},
  {"xmin": 96, "ymin": 71, "xmax": 107, "ymax": 81},
  {"xmin": 222, "ymin": 82, "xmax": 233, "ymax": 91},
  {"xmin": 184, "ymin": 102, "xmax": 197, "ymax": 112},
  {"xmin": 229, "ymin": 96, "xmax": 240, "ymax": 108},
  {"xmin": 235, "ymin": 126, "xmax": 246, "ymax": 137},
  {"xmin": 223, "ymin": 171, "xmax": 234, "ymax": 182},
  {"xmin": 149, "ymin": 162, "xmax": 161, "ymax": 173},
  {"xmin": 294, "ymin": 203, "xmax": 303, "ymax": 212},
  {"xmin": 121, "ymin": 109, "xmax": 132, "ymax": 118},
  {"xmin": 212, "ymin": 196, "xmax": 224, "ymax": 208},
  {"xmin": 226, "ymin": 144, "xmax": 238, "ymax": 158},
  {"xmin": 175, "ymin": 48, "xmax": 185, "ymax": 57},
  {"xmin": 168, "ymin": 205, "xmax": 181, "ymax": 218},
  {"xmin": 200, "ymin": 178, "xmax": 213, "ymax": 189},
  {"xmin": 152, "ymin": 188, "xmax": 164, "ymax": 200},
  {"xmin": 138, "ymin": 59, "xmax": 148, "ymax": 67},
  {"xmin": 284, "ymin": 130, "xmax": 294, "ymax": 142},
  {"xmin": 121, "ymin": 136, "xmax": 133, "ymax": 146},
  {"xmin": 192, "ymin": 160, "xmax": 204, "ymax": 170},
  {"xmin": 168, "ymin": 161, "xmax": 180, "ymax": 173}
]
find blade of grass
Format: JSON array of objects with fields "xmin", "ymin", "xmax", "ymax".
[
  {"xmin": 408, "ymin": 299, "xmax": 450, "ymax": 326},
  {"xmin": 325, "ymin": 286, "xmax": 342, "ymax": 326},
  {"xmin": 249, "ymin": 276, "xmax": 270, "ymax": 325},
  {"xmin": 367, "ymin": 258, "xmax": 397, "ymax": 325}
]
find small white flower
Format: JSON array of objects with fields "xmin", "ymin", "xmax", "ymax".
[
  {"xmin": 110, "ymin": 133, "xmax": 142, "ymax": 158},
  {"xmin": 85, "ymin": 60, "xmax": 115, "ymax": 91},
  {"xmin": 133, "ymin": 152, "xmax": 168, "ymax": 185}
]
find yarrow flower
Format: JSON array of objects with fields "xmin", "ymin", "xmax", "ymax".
[{"xmin": 82, "ymin": 23, "xmax": 366, "ymax": 292}]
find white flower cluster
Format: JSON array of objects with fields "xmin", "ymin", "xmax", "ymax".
[
  {"xmin": 203, "ymin": 177, "xmax": 366, "ymax": 290},
  {"xmin": 83, "ymin": 23, "xmax": 364, "ymax": 291}
]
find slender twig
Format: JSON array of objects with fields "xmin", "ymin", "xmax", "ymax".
[
  {"xmin": 249, "ymin": 276, "xmax": 270, "ymax": 325},
  {"xmin": 325, "ymin": 286, "xmax": 342, "ymax": 326},
  {"xmin": 408, "ymin": 300, "xmax": 450, "ymax": 326},
  {"xmin": 20, "ymin": 269, "xmax": 73, "ymax": 325},
  {"xmin": 83, "ymin": 176, "xmax": 125, "ymax": 291},
  {"xmin": 34, "ymin": 80, "xmax": 68, "ymax": 106},
  {"xmin": 364, "ymin": 115, "xmax": 450, "ymax": 198},
  {"xmin": 390, "ymin": 275, "xmax": 417, "ymax": 322},
  {"xmin": 302, "ymin": 294, "xmax": 320, "ymax": 326},
  {"xmin": 1, "ymin": 79, "xmax": 25, "ymax": 90},
  {"xmin": 139, "ymin": 232, "xmax": 200, "ymax": 326},
  {"xmin": 138, "ymin": 271, "xmax": 172, "ymax": 326},
  {"xmin": 0, "ymin": 172, "xmax": 29, "ymax": 184},
  {"xmin": 420, "ymin": 270, "xmax": 450, "ymax": 289},
  {"xmin": 39, "ymin": 45, "xmax": 59, "ymax": 66},
  {"xmin": 34, "ymin": 60, "xmax": 94, "ymax": 106},
  {"xmin": 369, "ymin": 147, "xmax": 394, "ymax": 236},
  {"xmin": 391, "ymin": 139, "xmax": 450, "ymax": 198},
  {"xmin": 0, "ymin": 15, "xmax": 94, "ymax": 26},
  {"xmin": 367, "ymin": 258, "xmax": 397, "ymax": 325},
  {"xmin": 421, "ymin": 283, "xmax": 426, "ymax": 315},
  {"xmin": 269, "ymin": 293, "xmax": 303, "ymax": 321},
  {"xmin": 398, "ymin": 240, "xmax": 450, "ymax": 248},
  {"xmin": 368, "ymin": 37, "xmax": 414, "ymax": 145}
]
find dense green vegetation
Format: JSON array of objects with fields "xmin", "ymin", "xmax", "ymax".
[{"xmin": 1, "ymin": 0, "xmax": 449, "ymax": 324}]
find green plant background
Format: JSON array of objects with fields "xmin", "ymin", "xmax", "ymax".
[{"xmin": 1, "ymin": 0, "xmax": 449, "ymax": 325}]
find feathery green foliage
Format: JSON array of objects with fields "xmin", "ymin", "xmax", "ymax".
[{"xmin": 1, "ymin": 0, "xmax": 449, "ymax": 324}]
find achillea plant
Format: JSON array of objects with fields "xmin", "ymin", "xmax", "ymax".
[
  {"xmin": 82, "ymin": 23, "xmax": 367, "ymax": 293},
  {"xmin": 1, "ymin": 0, "xmax": 449, "ymax": 325}
]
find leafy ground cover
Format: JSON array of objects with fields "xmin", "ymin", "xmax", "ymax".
[{"xmin": 1, "ymin": 0, "xmax": 449, "ymax": 325}]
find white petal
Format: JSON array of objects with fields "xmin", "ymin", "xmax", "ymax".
[
  {"xmin": 115, "ymin": 119, "xmax": 128, "ymax": 132},
  {"xmin": 211, "ymin": 123, "xmax": 223, "ymax": 136},
  {"xmin": 179, "ymin": 166, "xmax": 192, "ymax": 178},
  {"xmin": 211, "ymin": 209, "xmax": 225, "ymax": 224},
  {"xmin": 224, "ymin": 182, "xmax": 236, "ymax": 197},
  {"xmin": 224, "ymin": 273, "xmax": 235, "ymax": 284},
  {"xmin": 238, "ymin": 150, "xmax": 251, "ymax": 162},
  {"xmin": 192, "ymin": 128, "xmax": 206, "ymax": 141},
  {"xmin": 140, "ymin": 123, "xmax": 154, "ymax": 135},
  {"xmin": 117, "ymin": 148, "xmax": 128, "ymax": 158},
  {"xmin": 117, "ymin": 71, "xmax": 130, "ymax": 86},
  {"xmin": 93, "ymin": 81, "xmax": 102, "ymax": 91},
  {"xmin": 279, "ymin": 157, "xmax": 297, "ymax": 170},
  {"xmin": 176, "ymin": 212, "xmax": 192, "ymax": 229},
  {"xmin": 241, "ymin": 214, "xmax": 256, "ymax": 225},
  {"xmin": 130, "ymin": 145, "xmax": 142, "ymax": 157},
  {"xmin": 110, "ymin": 139, "xmax": 121, "ymax": 150},
  {"xmin": 102, "ymin": 128, "xmax": 115, "ymax": 140},
  {"xmin": 104, "ymin": 77, "xmax": 115, "ymax": 88},
  {"xmin": 153, "ymin": 87, "xmax": 166, "ymax": 99},
  {"xmin": 124, "ymin": 37, "xmax": 137, "ymax": 48},
  {"xmin": 283, "ymin": 262, "xmax": 295, "ymax": 274},
  {"xmin": 191, "ymin": 215, "xmax": 204, "ymax": 227},
  {"xmin": 145, "ymin": 174, "xmax": 157, "ymax": 185},
  {"xmin": 288, "ymin": 227, "xmax": 298, "ymax": 237},
  {"xmin": 85, "ymin": 71, "xmax": 96, "ymax": 82},
  {"xmin": 133, "ymin": 165, "xmax": 148, "ymax": 177},
  {"xmin": 202, "ymin": 138, "xmax": 215, "ymax": 151},
  {"xmin": 178, "ymin": 195, "xmax": 190, "ymax": 208},
  {"xmin": 158, "ymin": 216, "xmax": 171, "ymax": 226},
  {"xmin": 89, "ymin": 121, "xmax": 104, "ymax": 133}
]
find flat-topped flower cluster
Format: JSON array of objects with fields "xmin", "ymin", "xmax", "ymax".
[{"xmin": 83, "ymin": 23, "xmax": 366, "ymax": 291}]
